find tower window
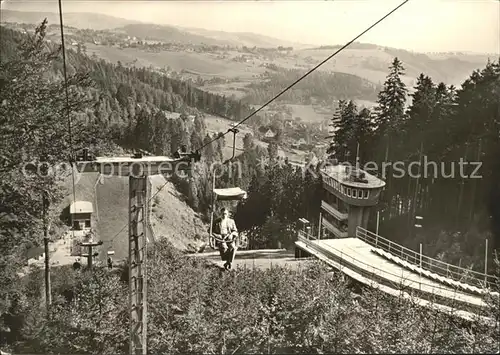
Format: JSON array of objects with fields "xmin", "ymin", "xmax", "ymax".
[
  {"xmin": 346, "ymin": 188, "xmax": 351, "ymax": 197},
  {"xmin": 364, "ymin": 190, "xmax": 369, "ymax": 199},
  {"xmin": 352, "ymin": 189, "xmax": 357, "ymax": 198}
]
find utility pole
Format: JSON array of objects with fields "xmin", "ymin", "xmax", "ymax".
[
  {"xmin": 469, "ymin": 138, "xmax": 482, "ymax": 223},
  {"xmin": 129, "ymin": 170, "xmax": 148, "ymax": 355},
  {"xmin": 42, "ymin": 192, "xmax": 52, "ymax": 311},
  {"xmin": 410, "ymin": 141, "xmax": 424, "ymax": 239},
  {"xmin": 80, "ymin": 236, "xmax": 103, "ymax": 269},
  {"xmin": 456, "ymin": 143, "xmax": 468, "ymax": 226}
]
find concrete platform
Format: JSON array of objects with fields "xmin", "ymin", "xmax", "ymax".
[
  {"xmin": 295, "ymin": 237, "xmax": 490, "ymax": 312},
  {"xmin": 189, "ymin": 248, "xmax": 313, "ymax": 270}
]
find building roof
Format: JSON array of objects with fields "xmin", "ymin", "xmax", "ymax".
[
  {"xmin": 163, "ymin": 111, "xmax": 181, "ymax": 120},
  {"xmin": 213, "ymin": 188, "xmax": 247, "ymax": 201},
  {"xmin": 25, "ymin": 246, "xmax": 44, "ymax": 259},
  {"xmin": 70, "ymin": 201, "xmax": 93, "ymax": 214},
  {"xmin": 321, "ymin": 164, "xmax": 385, "ymax": 189}
]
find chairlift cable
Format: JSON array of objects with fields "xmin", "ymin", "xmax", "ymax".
[
  {"xmin": 59, "ymin": 0, "xmax": 409, "ymax": 252},
  {"xmin": 58, "ymin": 0, "xmax": 77, "ymax": 241},
  {"xmin": 106, "ymin": 179, "xmax": 171, "ymax": 246},
  {"xmin": 194, "ymin": 0, "xmax": 409, "ymax": 154}
]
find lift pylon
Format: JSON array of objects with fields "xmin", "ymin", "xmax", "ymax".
[{"xmin": 75, "ymin": 149, "xmax": 199, "ymax": 355}]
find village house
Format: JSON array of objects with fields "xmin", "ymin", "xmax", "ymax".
[
  {"xmin": 25, "ymin": 246, "xmax": 44, "ymax": 266},
  {"xmin": 69, "ymin": 201, "xmax": 93, "ymax": 231},
  {"xmin": 163, "ymin": 111, "xmax": 181, "ymax": 120},
  {"xmin": 264, "ymin": 129, "xmax": 276, "ymax": 139},
  {"xmin": 292, "ymin": 137, "xmax": 308, "ymax": 149}
]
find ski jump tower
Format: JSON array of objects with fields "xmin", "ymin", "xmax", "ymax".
[{"xmin": 318, "ymin": 159, "xmax": 385, "ymax": 239}]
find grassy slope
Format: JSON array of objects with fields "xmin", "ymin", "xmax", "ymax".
[
  {"xmin": 55, "ymin": 172, "xmax": 207, "ymax": 262},
  {"xmin": 79, "ymin": 42, "xmax": 490, "ymax": 108},
  {"xmin": 84, "ymin": 44, "xmax": 267, "ymax": 79},
  {"xmin": 149, "ymin": 175, "xmax": 207, "ymax": 252},
  {"xmin": 204, "ymin": 114, "xmax": 304, "ymax": 161},
  {"xmin": 94, "ymin": 176, "xmax": 129, "ymax": 260},
  {"xmin": 2, "ymin": 11, "xmax": 491, "ymax": 88}
]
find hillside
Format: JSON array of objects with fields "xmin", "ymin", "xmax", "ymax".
[
  {"xmin": 295, "ymin": 46, "xmax": 492, "ymax": 87},
  {"xmin": 0, "ymin": 10, "xmax": 303, "ymax": 48},
  {"xmin": 114, "ymin": 24, "xmax": 234, "ymax": 47},
  {"xmin": 1, "ymin": 10, "xmax": 493, "ymax": 90},
  {"xmin": 52, "ymin": 172, "xmax": 207, "ymax": 263},
  {"xmin": 149, "ymin": 175, "xmax": 208, "ymax": 252},
  {"xmin": 183, "ymin": 27, "xmax": 311, "ymax": 49},
  {"xmin": 0, "ymin": 10, "xmax": 141, "ymax": 30}
]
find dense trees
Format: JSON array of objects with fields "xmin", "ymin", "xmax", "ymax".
[
  {"xmin": 3, "ymin": 240, "xmax": 499, "ymax": 354},
  {"xmin": 328, "ymin": 57, "xmax": 500, "ymax": 269},
  {"xmin": 0, "ymin": 20, "xmax": 115, "ymax": 327},
  {"xmin": 328, "ymin": 100, "xmax": 373, "ymax": 163},
  {"xmin": 245, "ymin": 68, "xmax": 381, "ymax": 105}
]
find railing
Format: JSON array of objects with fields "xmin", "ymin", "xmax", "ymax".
[
  {"xmin": 356, "ymin": 227, "xmax": 498, "ymax": 290},
  {"xmin": 321, "ymin": 200, "xmax": 348, "ymax": 221},
  {"xmin": 322, "ymin": 219, "xmax": 348, "ymax": 239},
  {"xmin": 298, "ymin": 229, "xmax": 318, "ymax": 241},
  {"xmin": 295, "ymin": 234, "xmax": 498, "ymax": 320}
]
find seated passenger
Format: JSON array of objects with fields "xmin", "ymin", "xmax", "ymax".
[{"xmin": 211, "ymin": 207, "xmax": 238, "ymax": 270}]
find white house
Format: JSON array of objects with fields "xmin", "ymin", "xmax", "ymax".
[
  {"xmin": 69, "ymin": 201, "xmax": 93, "ymax": 231},
  {"xmin": 264, "ymin": 129, "xmax": 276, "ymax": 138},
  {"xmin": 164, "ymin": 111, "xmax": 181, "ymax": 120}
]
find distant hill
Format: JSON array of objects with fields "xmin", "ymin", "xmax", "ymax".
[
  {"xmin": 182, "ymin": 27, "xmax": 311, "ymax": 49},
  {"xmin": 1, "ymin": 10, "xmax": 309, "ymax": 48},
  {"xmin": 297, "ymin": 45, "xmax": 494, "ymax": 87},
  {"xmin": 113, "ymin": 23, "xmax": 234, "ymax": 47},
  {"xmin": 1, "ymin": 10, "xmax": 141, "ymax": 30},
  {"xmin": 1, "ymin": 10, "xmax": 494, "ymax": 89}
]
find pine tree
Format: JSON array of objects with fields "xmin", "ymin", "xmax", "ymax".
[
  {"xmin": 267, "ymin": 141, "xmax": 279, "ymax": 162},
  {"xmin": 405, "ymin": 74, "xmax": 436, "ymax": 154},
  {"xmin": 373, "ymin": 57, "xmax": 408, "ymax": 162},
  {"xmin": 327, "ymin": 100, "xmax": 346, "ymax": 155},
  {"xmin": 243, "ymin": 133, "xmax": 255, "ymax": 151},
  {"xmin": 372, "ymin": 57, "xmax": 408, "ymax": 219}
]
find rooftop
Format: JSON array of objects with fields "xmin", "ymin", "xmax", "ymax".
[
  {"xmin": 95, "ymin": 156, "xmax": 177, "ymax": 163},
  {"xmin": 213, "ymin": 187, "xmax": 247, "ymax": 201},
  {"xmin": 321, "ymin": 164, "xmax": 385, "ymax": 189},
  {"xmin": 70, "ymin": 201, "xmax": 93, "ymax": 214}
]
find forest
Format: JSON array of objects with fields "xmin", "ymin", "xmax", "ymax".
[
  {"xmin": 0, "ymin": 21, "xmax": 499, "ymax": 353},
  {"xmin": 328, "ymin": 57, "xmax": 500, "ymax": 272},
  {"xmin": 244, "ymin": 68, "xmax": 382, "ymax": 106}
]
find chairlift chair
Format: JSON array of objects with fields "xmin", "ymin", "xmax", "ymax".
[
  {"xmin": 208, "ymin": 187, "xmax": 248, "ymax": 250},
  {"xmin": 207, "ymin": 127, "xmax": 248, "ymax": 267}
]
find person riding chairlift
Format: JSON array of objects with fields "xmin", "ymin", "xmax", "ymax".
[{"xmin": 211, "ymin": 207, "xmax": 238, "ymax": 270}]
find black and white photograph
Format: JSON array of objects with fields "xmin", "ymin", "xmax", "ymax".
[{"xmin": 0, "ymin": 0, "xmax": 499, "ymax": 353}]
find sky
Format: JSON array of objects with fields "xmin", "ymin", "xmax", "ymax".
[{"xmin": 2, "ymin": 0, "xmax": 499, "ymax": 53}]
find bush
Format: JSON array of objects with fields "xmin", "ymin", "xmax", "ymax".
[{"xmin": 5, "ymin": 240, "xmax": 499, "ymax": 354}]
